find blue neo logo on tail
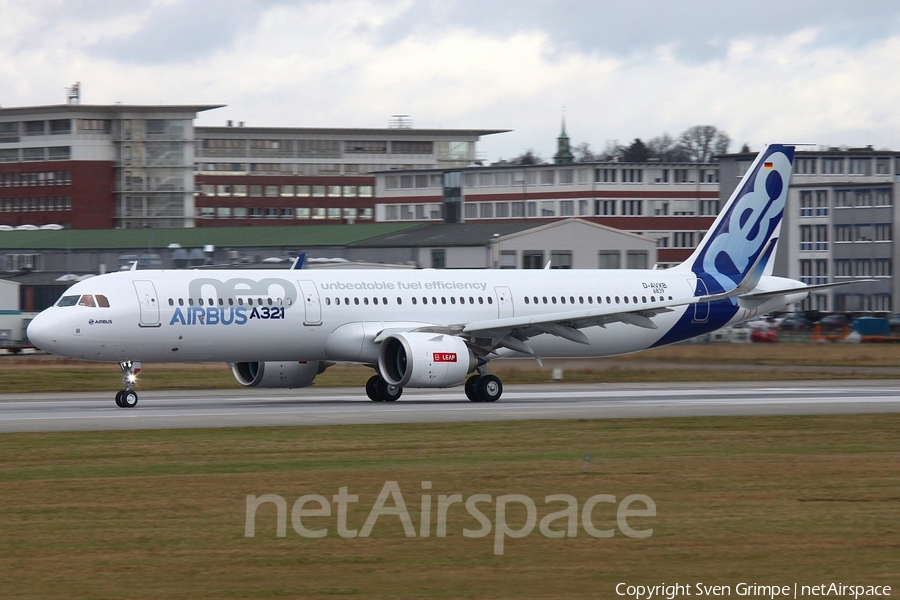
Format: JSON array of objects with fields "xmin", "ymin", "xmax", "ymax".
[{"xmin": 692, "ymin": 144, "xmax": 794, "ymax": 295}]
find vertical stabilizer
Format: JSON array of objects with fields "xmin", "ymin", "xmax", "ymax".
[{"xmin": 679, "ymin": 144, "xmax": 795, "ymax": 294}]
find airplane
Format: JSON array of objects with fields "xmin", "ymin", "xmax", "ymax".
[{"xmin": 25, "ymin": 143, "xmax": 852, "ymax": 408}]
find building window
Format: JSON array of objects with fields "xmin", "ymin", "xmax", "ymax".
[
  {"xmin": 464, "ymin": 203, "xmax": 478, "ymax": 220},
  {"xmin": 795, "ymin": 157, "xmax": 817, "ymax": 174},
  {"xmin": 560, "ymin": 201, "xmax": 574, "ymax": 216},
  {"xmin": 596, "ymin": 199, "xmax": 616, "ymax": 216},
  {"xmin": 875, "ymin": 224, "xmax": 892, "ymax": 241},
  {"xmin": 598, "ymin": 251, "xmax": 620, "ymax": 269},
  {"xmin": 522, "ymin": 251, "xmax": 544, "ymax": 269},
  {"xmin": 834, "ymin": 225, "xmax": 852, "ymax": 242},
  {"xmin": 595, "ymin": 168, "xmax": 617, "ymax": 183},
  {"xmin": 815, "ymin": 191, "xmax": 829, "ymax": 215},
  {"xmin": 540, "ymin": 201, "xmax": 555, "ymax": 217},
  {"xmin": 849, "ymin": 158, "xmax": 871, "ymax": 175},
  {"xmin": 500, "ymin": 250, "xmax": 516, "ymax": 269},
  {"xmin": 249, "ymin": 207, "xmax": 263, "ymax": 219},
  {"xmin": 296, "ymin": 207, "xmax": 310, "ymax": 219},
  {"xmin": 673, "ymin": 232, "xmax": 695, "ymax": 248},
  {"xmin": 479, "ymin": 203, "xmax": 493, "ymax": 218},
  {"xmin": 799, "ymin": 191, "xmax": 813, "ymax": 216},
  {"xmin": 540, "ymin": 170, "xmax": 555, "ymax": 185},
  {"xmin": 626, "ymin": 251, "xmax": 648, "ymax": 269},
  {"xmin": 699, "ymin": 200, "xmax": 719, "ymax": 216},
  {"xmin": 431, "ymin": 249, "xmax": 446, "ymax": 269},
  {"xmin": 822, "ymin": 158, "xmax": 844, "ymax": 174},
  {"xmin": 511, "ymin": 202, "xmax": 525, "ymax": 218},
  {"xmin": 550, "ymin": 251, "xmax": 572, "ymax": 269},
  {"xmin": 559, "ymin": 169, "xmax": 574, "ymax": 184},
  {"xmin": 621, "ymin": 169, "xmax": 642, "ymax": 183},
  {"xmin": 815, "ymin": 225, "xmax": 828, "ymax": 250},
  {"xmin": 799, "ymin": 225, "xmax": 813, "ymax": 250},
  {"xmin": 622, "ymin": 200, "xmax": 642, "ymax": 215}
]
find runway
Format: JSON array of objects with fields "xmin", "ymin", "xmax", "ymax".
[{"xmin": 1, "ymin": 380, "xmax": 899, "ymax": 432}]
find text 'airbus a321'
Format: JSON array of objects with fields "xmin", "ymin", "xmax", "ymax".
[{"xmin": 27, "ymin": 144, "xmax": 853, "ymax": 407}]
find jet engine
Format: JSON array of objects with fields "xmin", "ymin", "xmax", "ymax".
[
  {"xmin": 377, "ymin": 332, "xmax": 476, "ymax": 388},
  {"xmin": 229, "ymin": 361, "xmax": 326, "ymax": 388}
]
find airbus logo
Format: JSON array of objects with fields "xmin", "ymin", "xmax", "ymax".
[{"xmin": 88, "ymin": 319, "xmax": 113, "ymax": 325}]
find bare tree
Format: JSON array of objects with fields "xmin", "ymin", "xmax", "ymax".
[
  {"xmin": 647, "ymin": 133, "xmax": 689, "ymax": 162},
  {"xmin": 573, "ymin": 142, "xmax": 596, "ymax": 163},
  {"xmin": 513, "ymin": 149, "xmax": 544, "ymax": 165},
  {"xmin": 676, "ymin": 125, "xmax": 731, "ymax": 162},
  {"xmin": 598, "ymin": 139, "xmax": 624, "ymax": 161}
]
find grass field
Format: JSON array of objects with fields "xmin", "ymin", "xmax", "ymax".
[
  {"xmin": 3, "ymin": 342, "xmax": 900, "ymax": 394},
  {"xmin": 0, "ymin": 415, "xmax": 897, "ymax": 598}
]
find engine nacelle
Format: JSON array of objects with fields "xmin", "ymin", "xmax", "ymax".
[
  {"xmin": 229, "ymin": 361, "xmax": 326, "ymax": 388},
  {"xmin": 378, "ymin": 332, "xmax": 476, "ymax": 388}
]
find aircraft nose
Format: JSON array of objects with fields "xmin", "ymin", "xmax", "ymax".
[{"xmin": 26, "ymin": 310, "xmax": 57, "ymax": 351}]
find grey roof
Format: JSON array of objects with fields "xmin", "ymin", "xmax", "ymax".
[
  {"xmin": 355, "ymin": 220, "xmax": 565, "ymax": 248},
  {"xmin": 196, "ymin": 126, "xmax": 509, "ymax": 137},
  {"xmin": 0, "ymin": 104, "xmax": 224, "ymax": 117}
]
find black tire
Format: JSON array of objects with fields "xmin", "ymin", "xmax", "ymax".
[
  {"xmin": 115, "ymin": 390, "xmax": 125, "ymax": 408},
  {"xmin": 465, "ymin": 376, "xmax": 482, "ymax": 402},
  {"xmin": 376, "ymin": 378, "xmax": 402, "ymax": 402},
  {"xmin": 365, "ymin": 375, "xmax": 382, "ymax": 402},
  {"xmin": 121, "ymin": 390, "xmax": 139, "ymax": 408},
  {"xmin": 477, "ymin": 375, "xmax": 502, "ymax": 402}
]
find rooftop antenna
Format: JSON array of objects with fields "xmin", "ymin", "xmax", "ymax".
[{"xmin": 66, "ymin": 82, "xmax": 81, "ymax": 105}]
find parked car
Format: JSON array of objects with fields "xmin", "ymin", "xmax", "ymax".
[
  {"xmin": 750, "ymin": 327, "xmax": 778, "ymax": 343},
  {"xmin": 817, "ymin": 314, "xmax": 850, "ymax": 330},
  {"xmin": 778, "ymin": 315, "xmax": 812, "ymax": 331}
]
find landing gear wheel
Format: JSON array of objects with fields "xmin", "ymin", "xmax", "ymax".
[
  {"xmin": 376, "ymin": 379, "xmax": 402, "ymax": 402},
  {"xmin": 476, "ymin": 375, "xmax": 502, "ymax": 402},
  {"xmin": 366, "ymin": 375, "xmax": 382, "ymax": 402},
  {"xmin": 121, "ymin": 390, "xmax": 139, "ymax": 408},
  {"xmin": 465, "ymin": 376, "xmax": 482, "ymax": 402},
  {"xmin": 115, "ymin": 390, "xmax": 125, "ymax": 408}
]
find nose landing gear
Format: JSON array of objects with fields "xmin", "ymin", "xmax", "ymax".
[{"xmin": 115, "ymin": 361, "xmax": 140, "ymax": 408}]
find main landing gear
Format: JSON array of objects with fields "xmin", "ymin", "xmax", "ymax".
[
  {"xmin": 115, "ymin": 361, "xmax": 140, "ymax": 408},
  {"xmin": 366, "ymin": 375, "xmax": 403, "ymax": 402},
  {"xmin": 464, "ymin": 374, "xmax": 502, "ymax": 402}
]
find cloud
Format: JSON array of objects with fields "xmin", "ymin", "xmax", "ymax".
[{"xmin": 3, "ymin": 0, "xmax": 900, "ymax": 161}]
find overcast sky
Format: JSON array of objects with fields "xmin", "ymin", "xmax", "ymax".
[{"xmin": 3, "ymin": 0, "xmax": 900, "ymax": 162}]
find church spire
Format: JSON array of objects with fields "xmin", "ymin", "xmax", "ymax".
[{"xmin": 553, "ymin": 111, "xmax": 573, "ymax": 164}]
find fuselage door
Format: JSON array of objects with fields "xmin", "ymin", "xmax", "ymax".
[
  {"xmin": 495, "ymin": 286, "xmax": 514, "ymax": 319},
  {"xmin": 133, "ymin": 280, "xmax": 161, "ymax": 327},
  {"xmin": 692, "ymin": 278, "xmax": 709, "ymax": 323},
  {"xmin": 297, "ymin": 280, "xmax": 322, "ymax": 326}
]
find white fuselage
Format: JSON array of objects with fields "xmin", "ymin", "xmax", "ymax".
[{"xmin": 26, "ymin": 267, "xmax": 802, "ymax": 364}]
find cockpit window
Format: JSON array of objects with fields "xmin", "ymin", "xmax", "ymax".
[
  {"xmin": 56, "ymin": 294, "xmax": 111, "ymax": 308},
  {"xmin": 57, "ymin": 295, "xmax": 80, "ymax": 307}
]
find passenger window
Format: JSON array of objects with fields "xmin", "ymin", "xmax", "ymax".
[
  {"xmin": 179, "ymin": 298, "xmax": 184, "ymax": 306},
  {"xmin": 97, "ymin": 295, "xmax": 110, "ymax": 308},
  {"xmin": 168, "ymin": 298, "xmax": 174, "ymax": 306},
  {"xmin": 450, "ymin": 297, "xmax": 456, "ymax": 305},
  {"xmin": 344, "ymin": 298, "xmax": 349, "ymax": 305},
  {"xmin": 524, "ymin": 297, "xmax": 530, "ymax": 304},
  {"xmin": 606, "ymin": 296, "xmax": 612, "ymax": 304},
  {"xmin": 412, "ymin": 297, "xmax": 417, "ymax": 305},
  {"xmin": 78, "ymin": 295, "xmax": 95, "ymax": 307},
  {"xmin": 218, "ymin": 298, "xmax": 224, "ymax": 306},
  {"xmin": 354, "ymin": 298, "xmax": 360, "ymax": 305},
  {"xmin": 383, "ymin": 297, "xmax": 388, "ymax": 305},
  {"xmin": 228, "ymin": 298, "xmax": 234, "ymax": 306},
  {"xmin": 487, "ymin": 297, "xmax": 493, "ymax": 304},
  {"xmin": 633, "ymin": 296, "xmax": 638, "ymax": 303},
  {"xmin": 57, "ymin": 295, "xmax": 80, "ymax": 307},
  {"xmin": 373, "ymin": 297, "xmax": 379, "ymax": 305},
  {"xmin": 432, "ymin": 297, "xmax": 437, "ymax": 304},
  {"xmin": 199, "ymin": 298, "xmax": 204, "ymax": 306},
  {"xmin": 551, "ymin": 296, "xmax": 557, "ymax": 304},
  {"xmin": 570, "ymin": 296, "xmax": 575, "ymax": 304},
  {"xmin": 267, "ymin": 298, "xmax": 273, "ymax": 306},
  {"xmin": 325, "ymin": 298, "xmax": 331, "ymax": 305},
  {"xmin": 469, "ymin": 297, "xmax": 474, "ymax": 304},
  {"xmin": 560, "ymin": 296, "xmax": 566, "ymax": 304},
  {"xmin": 642, "ymin": 296, "xmax": 647, "ymax": 303},
  {"xmin": 441, "ymin": 297, "xmax": 447, "ymax": 305},
  {"xmin": 579, "ymin": 296, "xmax": 584, "ymax": 304},
  {"xmin": 397, "ymin": 297, "xmax": 402, "ymax": 305}
]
